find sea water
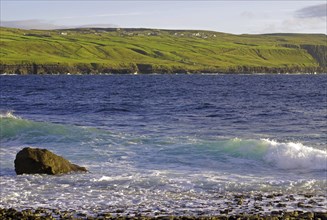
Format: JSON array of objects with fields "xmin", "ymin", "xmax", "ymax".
[{"xmin": 0, "ymin": 74, "xmax": 326, "ymax": 215}]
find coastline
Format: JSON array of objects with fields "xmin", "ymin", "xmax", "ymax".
[
  {"xmin": 0, "ymin": 63, "xmax": 326, "ymax": 75},
  {"xmin": 1, "ymin": 208, "xmax": 326, "ymax": 219},
  {"xmin": 1, "ymin": 27, "xmax": 326, "ymax": 76},
  {"xmin": 1, "ymin": 192, "xmax": 326, "ymax": 219}
]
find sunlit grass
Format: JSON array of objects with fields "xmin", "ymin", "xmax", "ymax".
[{"xmin": 0, "ymin": 27, "xmax": 326, "ymax": 73}]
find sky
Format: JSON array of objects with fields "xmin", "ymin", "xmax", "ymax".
[{"xmin": 1, "ymin": 0, "xmax": 326, "ymax": 34}]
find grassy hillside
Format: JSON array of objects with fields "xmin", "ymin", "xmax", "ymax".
[{"xmin": 0, "ymin": 27, "xmax": 326, "ymax": 74}]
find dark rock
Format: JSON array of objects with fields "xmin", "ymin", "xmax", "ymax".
[
  {"xmin": 287, "ymin": 195, "xmax": 295, "ymax": 201},
  {"xmin": 293, "ymin": 211, "xmax": 299, "ymax": 217},
  {"xmin": 236, "ymin": 199, "xmax": 243, "ymax": 205},
  {"xmin": 315, "ymin": 212, "xmax": 327, "ymax": 220},
  {"xmin": 255, "ymin": 195, "xmax": 263, "ymax": 201},
  {"xmin": 136, "ymin": 64, "xmax": 153, "ymax": 74},
  {"xmin": 297, "ymin": 202, "xmax": 305, "ymax": 208},
  {"xmin": 14, "ymin": 147, "xmax": 87, "ymax": 175},
  {"xmin": 304, "ymin": 194, "xmax": 314, "ymax": 198},
  {"xmin": 234, "ymin": 194, "xmax": 244, "ymax": 199},
  {"xmin": 276, "ymin": 203, "xmax": 286, "ymax": 207},
  {"xmin": 220, "ymin": 209, "xmax": 229, "ymax": 215},
  {"xmin": 299, "ymin": 212, "xmax": 314, "ymax": 219},
  {"xmin": 308, "ymin": 199, "xmax": 317, "ymax": 205},
  {"xmin": 271, "ymin": 210, "xmax": 283, "ymax": 216}
]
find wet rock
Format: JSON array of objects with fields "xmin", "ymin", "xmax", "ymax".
[
  {"xmin": 156, "ymin": 216, "xmax": 173, "ymax": 220},
  {"xmin": 180, "ymin": 217, "xmax": 196, "ymax": 220},
  {"xmin": 315, "ymin": 212, "xmax": 327, "ymax": 220},
  {"xmin": 97, "ymin": 213, "xmax": 114, "ymax": 220},
  {"xmin": 234, "ymin": 194, "xmax": 244, "ymax": 199},
  {"xmin": 236, "ymin": 199, "xmax": 243, "ymax": 205},
  {"xmin": 289, "ymin": 211, "xmax": 299, "ymax": 217},
  {"xmin": 52, "ymin": 209, "xmax": 61, "ymax": 215},
  {"xmin": 276, "ymin": 203, "xmax": 286, "ymax": 207},
  {"xmin": 297, "ymin": 202, "xmax": 313, "ymax": 209},
  {"xmin": 266, "ymin": 195, "xmax": 274, "ymax": 199},
  {"xmin": 255, "ymin": 195, "xmax": 263, "ymax": 201},
  {"xmin": 304, "ymin": 194, "xmax": 314, "ymax": 198},
  {"xmin": 297, "ymin": 202, "xmax": 305, "ymax": 208},
  {"xmin": 15, "ymin": 147, "xmax": 87, "ymax": 175},
  {"xmin": 227, "ymin": 216, "xmax": 240, "ymax": 220},
  {"xmin": 271, "ymin": 211, "xmax": 281, "ymax": 215},
  {"xmin": 299, "ymin": 212, "xmax": 314, "ymax": 219},
  {"xmin": 308, "ymin": 199, "xmax": 318, "ymax": 205},
  {"xmin": 77, "ymin": 212, "xmax": 87, "ymax": 217}
]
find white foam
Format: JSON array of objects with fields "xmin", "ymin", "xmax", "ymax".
[
  {"xmin": 0, "ymin": 110, "xmax": 20, "ymax": 119},
  {"xmin": 91, "ymin": 175, "xmax": 133, "ymax": 182},
  {"xmin": 262, "ymin": 139, "xmax": 327, "ymax": 170}
]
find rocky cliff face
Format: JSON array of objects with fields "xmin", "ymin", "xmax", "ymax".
[
  {"xmin": 281, "ymin": 44, "xmax": 327, "ymax": 68},
  {"xmin": 300, "ymin": 45, "xmax": 327, "ymax": 68},
  {"xmin": 0, "ymin": 64, "xmax": 133, "ymax": 75},
  {"xmin": 1, "ymin": 63, "xmax": 325, "ymax": 74}
]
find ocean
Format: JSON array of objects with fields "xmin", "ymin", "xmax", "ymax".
[{"xmin": 0, "ymin": 74, "xmax": 326, "ymax": 216}]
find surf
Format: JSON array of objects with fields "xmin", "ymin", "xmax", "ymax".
[
  {"xmin": 221, "ymin": 138, "xmax": 327, "ymax": 170},
  {"xmin": 0, "ymin": 111, "xmax": 109, "ymax": 145},
  {"xmin": 1, "ymin": 112, "xmax": 326, "ymax": 172}
]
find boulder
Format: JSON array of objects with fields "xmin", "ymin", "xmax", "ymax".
[{"xmin": 14, "ymin": 147, "xmax": 87, "ymax": 175}]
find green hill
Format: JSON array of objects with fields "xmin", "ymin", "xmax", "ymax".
[{"xmin": 0, "ymin": 27, "xmax": 326, "ymax": 74}]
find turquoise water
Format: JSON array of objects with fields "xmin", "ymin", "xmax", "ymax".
[{"xmin": 0, "ymin": 74, "xmax": 326, "ymax": 215}]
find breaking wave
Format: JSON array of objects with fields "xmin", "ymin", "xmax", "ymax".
[
  {"xmin": 262, "ymin": 139, "xmax": 327, "ymax": 170},
  {"xmin": 0, "ymin": 110, "xmax": 20, "ymax": 119},
  {"xmin": 1, "ymin": 112, "xmax": 326, "ymax": 171},
  {"xmin": 0, "ymin": 111, "xmax": 107, "ymax": 144},
  {"xmin": 221, "ymin": 138, "xmax": 327, "ymax": 170}
]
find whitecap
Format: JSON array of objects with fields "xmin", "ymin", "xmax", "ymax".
[
  {"xmin": 0, "ymin": 110, "xmax": 20, "ymax": 119},
  {"xmin": 262, "ymin": 139, "xmax": 327, "ymax": 170}
]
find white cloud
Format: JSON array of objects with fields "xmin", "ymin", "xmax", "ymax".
[
  {"xmin": 58, "ymin": 12, "xmax": 142, "ymax": 20},
  {"xmin": 281, "ymin": 17, "xmax": 326, "ymax": 33},
  {"xmin": 295, "ymin": 3, "xmax": 327, "ymax": 18},
  {"xmin": 77, "ymin": 23, "xmax": 119, "ymax": 28},
  {"xmin": 260, "ymin": 16, "xmax": 326, "ymax": 34},
  {"xmin": 0, "ymin": 19, "xmax": 65, "ymax": 30},
  {"xmin": 240, "ymin": 11, "xmax": 255, "ymax": 19},
  {"xmin": 258, "ymin": 4, "xmax": 327, "ymax": 34},
  {"xmin": 0, "ymin": 19, "xmax": 118, "ymax": 30}
]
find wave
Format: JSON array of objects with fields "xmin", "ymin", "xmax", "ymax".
[
  {"xmin": 215, "ymin": 138, "xmax": 327, "ymax": 170},
  {"xmin": 0, "ymin": 111, "xmax": 99, "ymax": 144},
  {"xmin": 0, "ymin": 110, "xmax": 20, "ymax": 119},
  {"xmin": 1, "ymin": 112, "xmax": 326, "ymax": 171},
  {"xmin": 261, "ymin": 139, "xmax": 327, "ymax": 170}
]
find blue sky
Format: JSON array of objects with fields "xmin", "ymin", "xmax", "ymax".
[{"xmin": 1, "ymin": 1, "xmax": 326, "ymax": 34}]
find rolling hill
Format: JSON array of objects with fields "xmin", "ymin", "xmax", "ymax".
[{"xmin": 0, "ymin": 27, "xmax": 326, "ymax": 74}]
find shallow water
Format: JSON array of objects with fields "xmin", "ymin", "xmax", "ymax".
[{"xmin": 0, "ymin": 74, "xmax": 326, "ymax": 215}]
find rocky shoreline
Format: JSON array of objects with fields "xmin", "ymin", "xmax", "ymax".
[
  {"xmin": 0, "ymin": 207, "xmax": 326, "ymax": 220},
  {"xmin": 0, "ymin": 63, "xmax": 326, "ymax": 75},
  {"xmin": 1, "ymin": 192, "xmax": 326, "ymax": 220}
]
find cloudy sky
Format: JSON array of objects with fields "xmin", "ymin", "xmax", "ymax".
[{"xmin": 1, "ymin": 0, "xmax": 326, "ymax": 34}]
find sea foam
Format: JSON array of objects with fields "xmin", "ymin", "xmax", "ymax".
[
  {"xmin": 213, "ymin": 138, "xmax": 326, "ymax": 170},
  {"xmin": 262, "ymin": 139, "xmax": 327, "ymax": 170},
  {"xmin": 0, "ymin": 110, "xmax": 20, "ymax": 119}
]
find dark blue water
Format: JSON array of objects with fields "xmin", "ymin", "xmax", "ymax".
[
  {"xmin": 1, "ymin": 74, "xmax": 326, "ymax": 214},
  {"xmin": 1, "ymin": 75, "xmax": 326, "ymax": 144}
]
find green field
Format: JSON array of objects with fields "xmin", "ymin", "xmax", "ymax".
[{"xmin": 0, "ymin": 27, "xmax": 326, "ymax": 74}]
